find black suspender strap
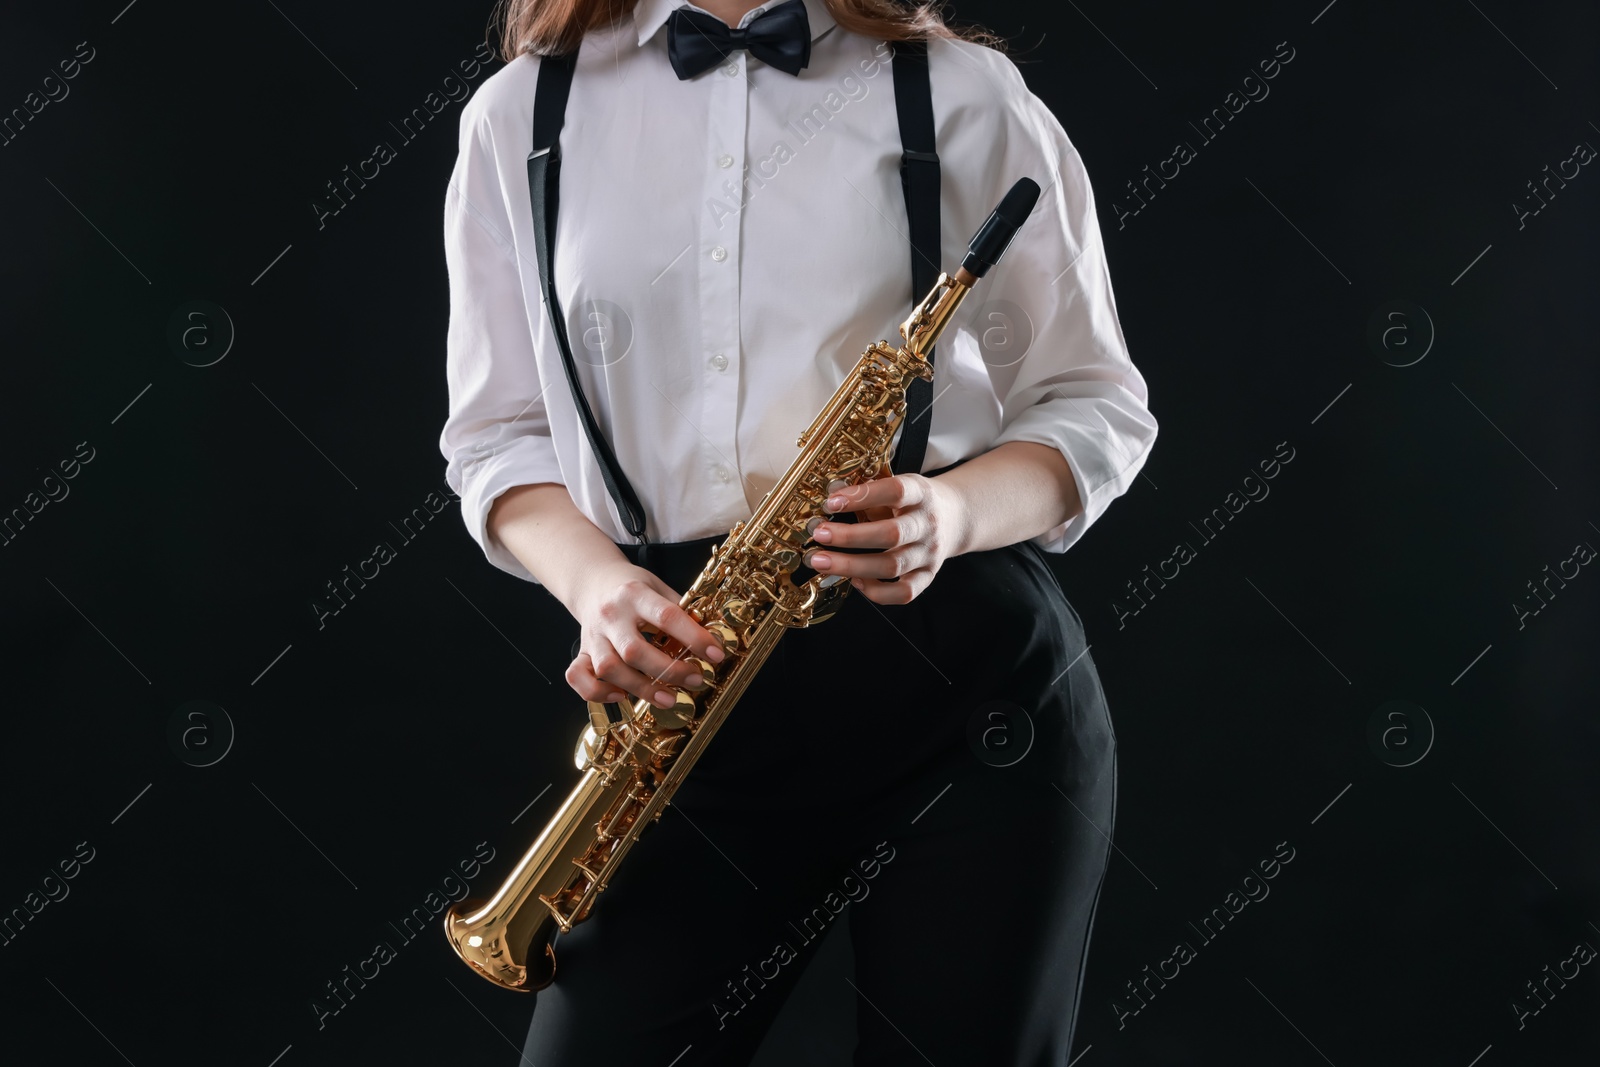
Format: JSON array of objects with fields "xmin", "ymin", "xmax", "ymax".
[
  {"xmin": 888, "ymin": 39, "xmax": 941, "ymax": 478},
  {"xmin": 527, "ymin": 46, "xmax": 651, "ymax": 545},
  {"xmin": 525, "ymin": 38, "xmax": 941, "ymax": 545}
]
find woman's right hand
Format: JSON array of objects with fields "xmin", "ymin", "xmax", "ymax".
[{"xmin": 565, "ymin": 561, "xmax": 727, "ymax": 711}]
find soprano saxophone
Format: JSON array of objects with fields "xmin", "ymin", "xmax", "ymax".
[{"xmin": 444, "ymin": 178, "xmax": 1042, "ymax": 991}]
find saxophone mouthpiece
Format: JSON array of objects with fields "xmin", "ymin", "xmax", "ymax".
[{"xmin": 959, "ymin": 177, "xmax": 1041, "ymax": 280}]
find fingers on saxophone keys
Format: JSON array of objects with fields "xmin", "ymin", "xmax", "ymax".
[
  {"xmin": 588, "ymin": 642, "xmax": 677, "ymax": 710},
  {"xmin": 616, "ymin": 636, "xmax": 707, "ymax": 705},
  {"xmin": 571, "ymin": 675, "xmax": 625, "ymax": 705},
  {"xmin": 804, "ymin": 548, "xmax": 903, "ymax": 581},
  {"xmin": 567, "ymin": 652, "xmax": 634, "ymax": 706},
  {"xmin": 810, "ymin": 517, "xmax": 899, "ymax": 553},
  {"xmin": 655, "ymin": 601, "xmax": 727, "ymax": 667}
]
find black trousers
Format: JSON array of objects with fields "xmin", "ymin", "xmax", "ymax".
[{"xmin": 521, "ymin": 534, "xmax": 1117, "ymax": 1066}]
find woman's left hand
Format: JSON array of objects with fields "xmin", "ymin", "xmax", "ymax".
[{"xmin": 803, "ymin": 473, "xmax": 968, "ymax": 604}]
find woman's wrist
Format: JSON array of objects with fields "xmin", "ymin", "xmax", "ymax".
[
  {"xmin": 923, "ymin": 474, "xmax": 975, "ymax": 560},
  {"xmin": 488, "ymin": 483, "xmax": 634, "ymax": 613},
  {"xmin": 928, "ymin": 441, "xmax": 1081, "ymax": 555}
]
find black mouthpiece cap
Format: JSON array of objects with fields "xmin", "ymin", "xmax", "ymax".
[{"xmin": 960, "ymin": 178, "xmax": 1041, "ymax": 279}]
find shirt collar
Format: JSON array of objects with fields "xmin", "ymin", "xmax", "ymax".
[{"xmin": 633, "ymin": 0, "xmax": 836, "ymax": 49}]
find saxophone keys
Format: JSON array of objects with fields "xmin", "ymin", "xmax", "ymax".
[
  {"xmin": 704, "ymin": 619, "xmax": 738, "ymax": 655},
  {"xmin": 586, "ymin": 699, "xmax": 625, "ymax": 734},
  {"xmin": 575, "ymin": 721, "xmax": 609, "ymax": 771},
  {"xmin": 649, "ymin": 689, "xmax": 696, "ymax": 730},
  {"xmin": 538, "ymin": 893, "xmax": 576, "ymax": 934},
  {"xmin": 834, "ymin": 455, "xmax": 867, "ymax": 477}
]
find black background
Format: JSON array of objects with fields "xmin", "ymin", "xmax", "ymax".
[{"xmin": 1, "ymin": 1, "xmax": 1597, "ymax": 1064}]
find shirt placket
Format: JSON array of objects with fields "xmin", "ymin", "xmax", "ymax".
[{"xmin": 697, "ymin": 49, "xmax": 748, "ymax": 514}]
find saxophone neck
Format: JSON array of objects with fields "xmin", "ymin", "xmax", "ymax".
[
  {"xmin": 898, "ymin": 266, "xmax": 978, "ymax": 359},
  {"xmin": 896, "ymin": 175, "xmax": 1041, "ymax": 358}
]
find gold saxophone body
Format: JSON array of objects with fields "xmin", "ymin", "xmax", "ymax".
[{"xmin": 444, "ymin": 179, "xmax": 1041, "ymax": 992}]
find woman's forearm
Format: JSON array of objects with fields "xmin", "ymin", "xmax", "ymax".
[
  {"xmin": 492, "ymin": 439, "xmax": 1079, "ymax": 610},
  {"xmin": 487, "ymin": 483, "xmax": 635, "ymax": 614},
  {"xmin": 932, "ymin": 440, "xmax": 1083, "ymax": 556}
]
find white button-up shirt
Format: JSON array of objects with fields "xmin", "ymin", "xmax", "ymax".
[{"xmin": 440, "ymin": 0, "xmax": 1157, "ymax": 584}]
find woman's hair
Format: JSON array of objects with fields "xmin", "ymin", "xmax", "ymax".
[{"xmin": 489, "ymin": 0, "xmax": 1007, "ymax": 61}]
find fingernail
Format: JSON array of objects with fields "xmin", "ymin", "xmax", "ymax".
[
  {"xmin": 851, "ymin": 579, "xmax": 864, "ymax": 590},
  {"xmin": 685, "ymin": 672, "xmax": 706, "ymax": 689},
  {"xmin": 654, "ymin": 690, "xmax": 675, "ymax": 708},
  {"xmin": 705, "ymin": 644, "xmax": 725, "ymax": 663},
  {"xmin": 808, "ymin": 552, "xmax": 831, "ymax": 569},
  {"xmin": 813, "ymin": 525, "xmax": 833, "ymax": 543},
  {"xmin": 825, "ymin": 495, "xmax": 846, "ymax": 511},
  {"xmin": 607, "ymin": 691, "xmax": 627, "ymax": 702}
]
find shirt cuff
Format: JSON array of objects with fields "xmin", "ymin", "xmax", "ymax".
[
  {"xmin": 991, "ymin": 385, "xmax": 1157, "ymax": 555},
  {"xmin": 445, "ymin": 435, "xmax": 567, "ymax": 585}
]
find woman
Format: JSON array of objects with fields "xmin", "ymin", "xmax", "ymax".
[{"xmin": 439, "ymin": 0, "xmax": 1157, "ymax": 1062}]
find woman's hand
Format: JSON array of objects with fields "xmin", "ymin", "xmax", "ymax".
[
  {"xmin": 802, "ymin": 472, "xmax": 970, "ymax": 605},
  {"xmin": 565, "ymin": 561, "xmax": 726, "ymax": 711}
]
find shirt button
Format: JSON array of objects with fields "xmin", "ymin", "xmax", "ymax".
[
  {"xmin": 710, "ymin": 353, "xmax": 728, "ymax": 371},
  {"xmin": 717, "ymin": 153, "xmax": 734, "ymax": 169},
  {"xmin": 722, "ymin": 62, "xmax": 740, "ymax": 77},
  {"xmin": 714, "ymin": 465, "xmax": 732, "ymax": 483},
  {"xmin": 711, "ymin": 245, "xmax": 727, "ymax": 262}
]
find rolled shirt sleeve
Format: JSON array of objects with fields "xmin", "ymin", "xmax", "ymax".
[
  {"xmin": 947, "ymin": 44, "xmax": 1159, "ymax": 555},
  {"xmin": 439, "ymin": 81, "xmax": 566, "ymax": 585}
]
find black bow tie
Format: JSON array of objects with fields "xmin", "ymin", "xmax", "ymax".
[{"xmin": 666, "ymin": 0, "xmax": 812, "ymax": 80}]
